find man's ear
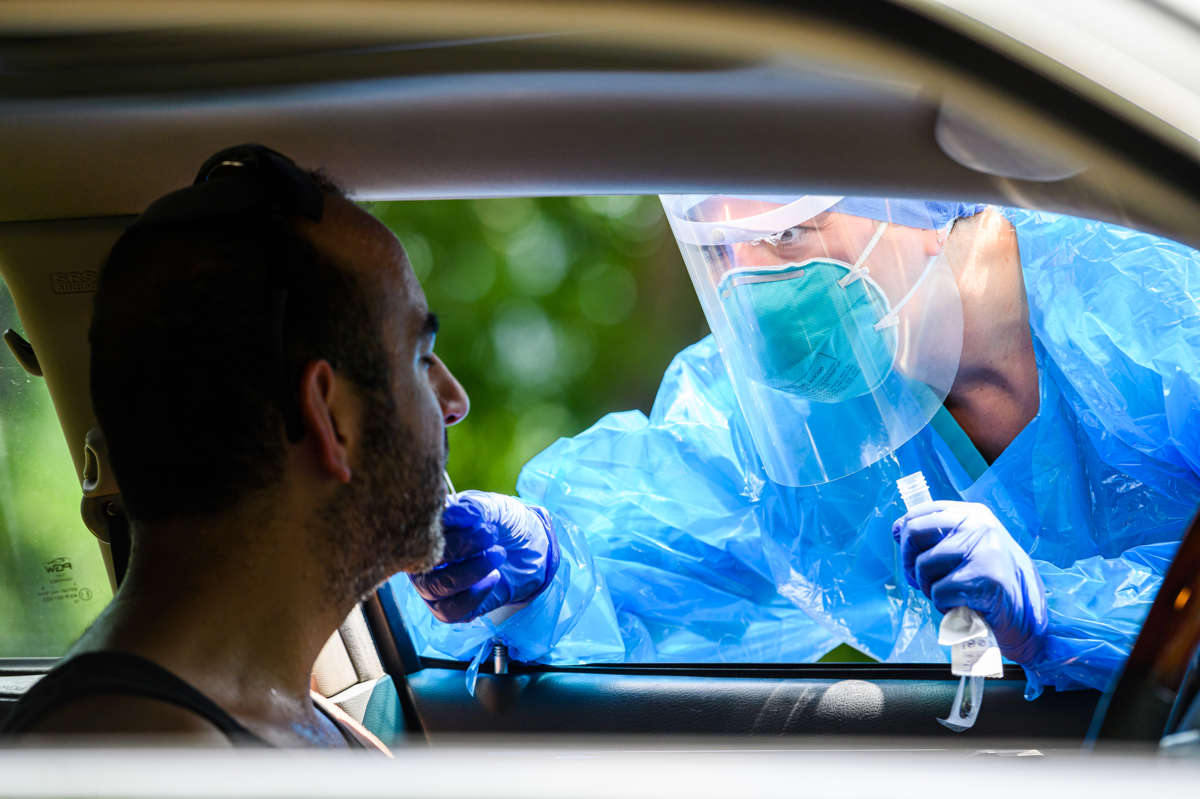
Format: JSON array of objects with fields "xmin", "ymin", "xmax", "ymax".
[{"xmin": 297, "ymin": 360, "xmax": 354, "ymax": 484}]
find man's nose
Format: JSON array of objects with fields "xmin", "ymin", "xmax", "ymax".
[{"xmin": 432, "ymin": 357, "xmax": 470, "ymax": 426}]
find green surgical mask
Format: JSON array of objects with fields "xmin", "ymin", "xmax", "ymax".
[{"xmin": 717, "ymin": 222, "xmax": 904, "ymax": 403}]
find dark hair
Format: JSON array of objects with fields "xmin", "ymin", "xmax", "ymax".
[{"xmin": 89, "ymin": 180, "xmax": 391, "ymax": 523}]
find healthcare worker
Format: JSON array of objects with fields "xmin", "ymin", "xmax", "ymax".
[{"xmin": 393, "ymin": 196, "xmax": 1200, "ymax": 698}]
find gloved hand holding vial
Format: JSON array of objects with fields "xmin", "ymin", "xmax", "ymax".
[{"xmin": 895, "ymin": 472, "xmax": 1020, "ymax": 730}]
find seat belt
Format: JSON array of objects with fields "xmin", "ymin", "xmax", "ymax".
[{"xmin": 80, "ymin": 426, "xmax": 131, "ymax": 586}]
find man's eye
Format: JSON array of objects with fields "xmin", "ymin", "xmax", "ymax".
[
  {"xmin": 774, "ymin": 227, "xmax": 805, "ymax": 245},
  {"xmin": 420, "ymin": 354, "xmax": 435, "ymax": 369}
]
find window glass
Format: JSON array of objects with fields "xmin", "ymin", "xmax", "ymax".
[
  {"xmin": 0, "ymin": 279, "xmax": 112, "ymax": 657},
  {"xmin": 381, "ymin": 198, "xmax": 1200, "ymax": 683}
]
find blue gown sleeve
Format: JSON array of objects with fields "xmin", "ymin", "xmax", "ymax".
[
  {"xmin": 390, "ymin": 338, "xmax": 837, "ymax": 665},
  {"xmin": 516, "ymin": 339, "xmax": 837, "ymax": 663},
  {"xmin": 1023, "ymin": 541, "xmax": 1180, "ymax": 696},
  {"xmin": 1001, "ymin": 208, "xmax": 1200, "ymax": 696}
]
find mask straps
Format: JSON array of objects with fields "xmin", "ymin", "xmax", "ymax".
[
  {"xmin": 873, "ymin": 218, "xmax": 957, "ymax": 331},
  {"xmin": 836, "ymin": 222, "xmax": 889, "ymax": 288}
]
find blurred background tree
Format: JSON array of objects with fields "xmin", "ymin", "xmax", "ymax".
[
  {"xmin": 0, "ymin": 196, "xmax": 708, "ymax": 655},
  {"xmin": 368, "ymin": 197, "xmax": 709, "ymax": 493}
]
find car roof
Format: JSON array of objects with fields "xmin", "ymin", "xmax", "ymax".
[{"xmin": 0, "ymin": 0, "xmax": 1198, "ymax": 247}]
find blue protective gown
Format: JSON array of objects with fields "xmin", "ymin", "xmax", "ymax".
[{"xmin": 391, "ymin": 208, "xmax": 1200, "ymax": 696}]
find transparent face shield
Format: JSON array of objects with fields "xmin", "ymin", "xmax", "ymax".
[{"xmin": 661, "ymin": 194, "xmax": 964, "ymax": 486}]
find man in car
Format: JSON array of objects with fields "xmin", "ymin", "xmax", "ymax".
[
  {"xmin": 401, "ymin": 196, "xmax": 1200, "ymax": 699},
  {"xmin": 1, "ymin": 144, "xmax": 469, "ymax": 746}
]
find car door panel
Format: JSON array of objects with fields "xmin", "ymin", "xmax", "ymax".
[
  {"xmin": 404, "ymin": 665, "xmax": 1100, "ymax": 739},
  {"xmin": 368, "ymin": 587, "xmax": 1100, "ymax": 741}
]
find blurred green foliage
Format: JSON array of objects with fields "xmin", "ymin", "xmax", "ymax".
[{"xmin": 368, "ymin": 197, "xmax": 709, "ymax": 494}]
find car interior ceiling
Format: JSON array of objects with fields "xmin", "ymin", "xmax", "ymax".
[{"xmin": 2, "ymin": 0, "xmax": 1200, "ymax": 747}]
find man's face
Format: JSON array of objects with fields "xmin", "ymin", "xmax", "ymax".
[{"xmin": 299, "ymin": 196, "xmax": 470, "ymax": 592}]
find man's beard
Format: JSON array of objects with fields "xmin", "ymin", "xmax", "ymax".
[{"xmin": 317, "ymin": 391, "xmax": 446, "ymax": 602}]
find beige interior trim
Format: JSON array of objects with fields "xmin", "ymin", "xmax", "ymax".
[
  {"xmin": 323, "ymin": 681, "xmax": 378, "ymax": 726},
  {"xmin": 339, "ymin": 604, "xmax": 385, "ymax": 683},
  {"xmin": 313, "ymin": 627, "xmax": 359, "ymax": 699},
  {"xmin": 311, "ymin": 605, "xmax": 388, "ymax": 724}
]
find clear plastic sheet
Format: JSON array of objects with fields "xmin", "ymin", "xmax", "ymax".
[{"xmin": 397, "ymin": 208, "xmax": 1200, "ymax": 696}]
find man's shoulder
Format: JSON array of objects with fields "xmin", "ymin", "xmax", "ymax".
[
  {"xmin": 2, "ymin": 651, "xmax": 252, "ymax": 746},
  {"xmin": 14, "ymin": 692, "xmax": 233, "ymax": 745}
]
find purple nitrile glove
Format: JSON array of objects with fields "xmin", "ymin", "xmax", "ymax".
[
  {"xmin": 410, "ymin": 490, "xmax": 559, "ymax": 624},
  {"xmin": 893, "ymin": 500, "xmax": 1048, "ymax": 665}
]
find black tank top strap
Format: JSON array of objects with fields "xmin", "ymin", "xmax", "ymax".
[{"xmin": 1, "ymin": 651, "xmax": 267, "ymax": 746}]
